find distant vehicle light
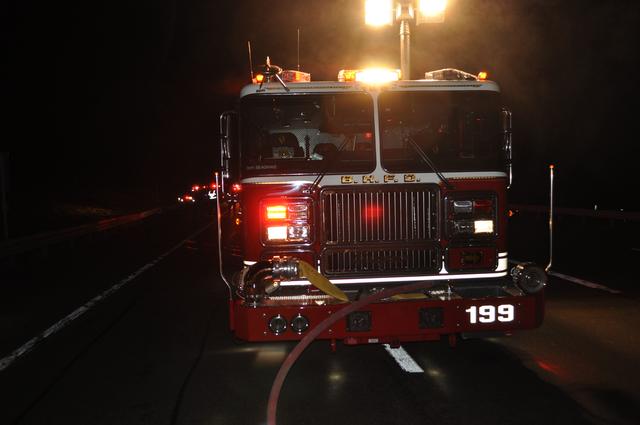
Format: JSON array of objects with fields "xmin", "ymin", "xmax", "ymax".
[
  {"xmin": 232, "ymin": 183, "xmax": 242, "ymax": 192},
  {"xmin": 254, "ymin": 73, "xmax": 264, "ymax": 84},
  {"xmin": 477, "ymin": 71, "xmax": 488, "ymax": 81},
  {"xmin": 365, "ymin": 0, "xmax": 393, "ymax": 26}
]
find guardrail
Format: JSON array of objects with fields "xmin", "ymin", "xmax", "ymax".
[
  {"xmin": 0, "ymin": 208, "xmax": 163, "ymax": 259},
  {"xmin": 509, "ymin": 204, "xmax": 640, "ymax": 221},
  {"xmin": 1, "ymin": 203, "xmax": 635, "ymax": 260}
]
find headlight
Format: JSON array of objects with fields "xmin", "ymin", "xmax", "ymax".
[
  {"xmin": 474, "ymin": 220, "xmax": 494, "ymax": 234},
  {"xmin": 262, "ymin": 199, "xmax": 313, "ymax": 244},
  {"xmin": 446, "ymin": 194, "xmax": 497, "ymax": 238}
]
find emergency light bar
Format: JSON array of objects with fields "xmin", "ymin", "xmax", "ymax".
[
  {"xmin": 417, "ymin": 0, "xmax": 448, "ymax": 24},
  {"xmin": 281, "ymin": 70, "xmax": 311, "ymax": 82},
  {"xmin": 253, "ymin": 70, "xmax": 311, "ymax": 84},
  {"xmin": 424, "ymin": 68, "xmax": 487, "ymax": 81},
  {"xmin": 338, "ymin": 68, "xmax": 401, "ymax": 83}
]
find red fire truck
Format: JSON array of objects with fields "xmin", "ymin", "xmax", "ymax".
[{"xmin": 216, "ymin": 65, "xmax": 546, "ymax": 346}]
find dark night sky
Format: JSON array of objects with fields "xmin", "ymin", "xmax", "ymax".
[{"xmin": 5, "ymin": 0, "xmax": 640, "ymax": 233}]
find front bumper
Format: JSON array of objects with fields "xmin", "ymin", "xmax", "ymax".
[{"xmin": 231, "ymin": 280, "xmax": 544, "ymax": 343}]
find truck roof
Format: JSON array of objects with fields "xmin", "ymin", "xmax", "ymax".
[{"xmin": 240, "ymin": 79, "xmax": 501, "ymax": 98}]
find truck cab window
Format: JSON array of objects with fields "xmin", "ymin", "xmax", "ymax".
[
  {"xmin": 240, "ymin": 93, "xmax": 375, "ymax": 176},
  {"xmin": 379, "ymin": 91, "xmax": 502, "ymax": 173}
]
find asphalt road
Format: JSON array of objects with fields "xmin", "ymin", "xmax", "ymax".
[{"xmin": 0, "ymin": 207, "xmax": 638, "ymax": 425}]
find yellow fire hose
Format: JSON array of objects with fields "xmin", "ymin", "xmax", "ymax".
[{"xmin": 297, "ymin": 260, "xmax": 349, "ymax": 302}]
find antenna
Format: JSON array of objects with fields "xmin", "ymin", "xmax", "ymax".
[
  {"xmin": 297, "ymin": 28, "xmax": 300, "ymax": 71},
  {"xmin": 247, "ymin": 41, "xmax": 254, "ymax": 81}
]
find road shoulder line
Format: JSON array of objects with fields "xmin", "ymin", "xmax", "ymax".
[
  {"xmin": 0, "ymin": 223, "xmax": 212, "ymax": 373},
  {"xmin": 547, "ymin": 271, "xmax": 622, "ymax": 294}
]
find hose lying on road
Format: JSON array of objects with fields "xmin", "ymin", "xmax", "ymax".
[{"xmin": 267, "ymin": 281, "xmax": 436, "ymax": 425}]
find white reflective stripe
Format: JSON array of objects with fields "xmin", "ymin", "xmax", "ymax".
[
  {"xmin": 498, "ymin": 252, "xmax": 508, "ymax": 258},
  {"xmin": 240, "ymin": 178, "xmax": 313, "ymax": 185},
  {"xmin": 279, "ymin": 271, "xmax": 508, "ymax": 286},
  {"xmin": 383, "ymin": 345, "xmax": 424, "ymax": 373},
  {"xmin": 243, "ymin": 260, "xmax": 257, "ymax": 266},
  {"xmin": 240, "ymin": 172, "xmax": 506, "ymax": 186},
  {"xmin": 496, "ymin": 258, "xmax": 508, "ymax": 272},
  {"xmin": 548, "ymin": 271, "xmax": 622, "ymax": 294}
]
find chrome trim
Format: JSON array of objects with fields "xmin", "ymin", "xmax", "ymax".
[{"xmin": 279, "ymin": 271, "xmax": 508, "ymax": 286}]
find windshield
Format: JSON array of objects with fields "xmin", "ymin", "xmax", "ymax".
[
  {"xmin": 379, "ymin": 91, "xmax": 503, "ymax": 173},
  {"xmin": 240, "ymin": 93, "xmax": 375, "ymax": 177}
]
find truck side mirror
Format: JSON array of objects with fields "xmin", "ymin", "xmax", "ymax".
[
  {"xmin": 502, "ymin": 108, "xmax": 513, "ymax": 188},
  {"xmin": 219, "ymin": 111, "xmax": 238, "ymax": 193}
]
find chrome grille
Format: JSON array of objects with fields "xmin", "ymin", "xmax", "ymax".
[
  {"xmin": 320, "ymin": 185, "xmax": 440, "ymax": 277},
  {"xmin": 321, "ymin": 185, "xmax": 438, "ymax": 244},
  {"xmin": 322, "ymin": 246, "xmax": 440, "ymax": 276}
]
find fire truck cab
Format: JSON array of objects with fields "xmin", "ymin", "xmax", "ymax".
[{"xmin": 217, "ymin": 67, "xmax": 545, "ymax": 345}]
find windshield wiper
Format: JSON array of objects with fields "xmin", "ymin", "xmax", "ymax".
[
  {"xmin": 404, "ymin": 134, "xmax": 454, "ymax": 190},
  {"xmin": 308, "ymin": 137, "xmax": 351, "ymax": 194}
]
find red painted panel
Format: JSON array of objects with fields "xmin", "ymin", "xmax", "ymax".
[{"xmin": 232, "ymin": 289, "xmax": 543, "ymax": 344}]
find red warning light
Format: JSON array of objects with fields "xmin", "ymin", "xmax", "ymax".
[{"xmin": 364, "ymin": 205, "xmax": 381, "ymax": 221}]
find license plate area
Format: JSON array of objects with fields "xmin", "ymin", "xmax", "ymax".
[{"xmin": 456, "ymin": 301, "xmax": 522, "ymax": 328}]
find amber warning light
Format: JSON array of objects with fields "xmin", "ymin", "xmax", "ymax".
[
  {"xmin": 262, "ymin": 201, "xmax": 312, "ymax": 243},
  {"xmin": 266, "ymin": 205, "xmax": 287, "ymax": 220},
  {"xmin": 253, "ymin": 70, "xmax": 310, "ymax": 84},
  {"xmin": 338, "ymin": 68, "xmax": 401, "ymax": 83}
]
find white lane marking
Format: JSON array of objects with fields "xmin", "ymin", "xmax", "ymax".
[
  {"xmin": 383, "ymin": 344, "xmax": 424, "ymax": 373},
  {"xmin": 0, "ymin": 223, "xmax": 212, "ymax": 373},
  {"xmin": 547, "ymin": 271, "xmax": 622, "ymax": 294}
]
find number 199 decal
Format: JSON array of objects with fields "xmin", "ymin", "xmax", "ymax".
[{"xmin": 465, "ymin": 304, "xmax": 515, "ymax": 324}]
